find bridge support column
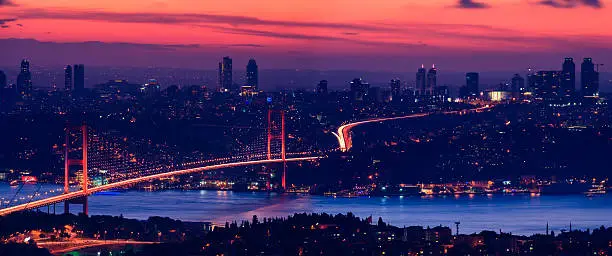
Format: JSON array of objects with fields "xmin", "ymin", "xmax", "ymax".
[
  {"xmin": 281, "ymin": 111, "xmax": 286, "ymax": 190},
  {"xmin": 64, "ymin": 196, "xmax": 88, "ymax": 215},
  {"xmin": 267, "ymin": 109, "xmax": 287, "ymax": 191},
  {"xmin": 63, "ymin": 123, "xmax": 89, "ymax": 216}
]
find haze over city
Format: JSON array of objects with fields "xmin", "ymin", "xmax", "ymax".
[{"xmin": 1, "ymin": 0, "xmax": 612, "ymax": 71}]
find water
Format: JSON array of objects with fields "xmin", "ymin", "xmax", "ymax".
[{"xmin": 2, "ymin": 183, "xmax": 611, "ymax": 235}]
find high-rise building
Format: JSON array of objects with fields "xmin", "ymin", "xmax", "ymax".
[
  {"xmin": 561, "ymin": 58, "xmax": 575, "ymax": 97},
  {"xmin": 416, "ymin": 65, "xmax": 427, "ymax": 93},
  {"xmin": 316, "ymin": 80, "xmax": 328, "ymax": 94},
  {"xmin": 218, "ymin": 56, "xmax": 233, "ymax": 92},
  {"xmin": 533, "ymin": 71, "xmax": 561, "ymax": 99},
  {"xmin": 350, "ymin": 78, "xmax": 369, "ymax": 101},
  {"xmin": 527, "ymin": 69, "xmax": 537, "ymax": 92},
  {"xmin": 0, "ymin": 70, "xmax": 6, "ymax": 89},
  {"xmin": 427, "ymin": 65, "xmax": 437, "ymax": 91},
  {"xmin": 581, "ymin": 58, "xmax": 599, "ymax": 97},
  {"xmin": 466, "ymin": 72, "xmax": 479, "ymax": 97},
  {"xmin": 73, "ymin": 64, "xmax": 85, "ymax": 93},
  {"xmin": 246, "ymin": 59, "xmax": 258, "ymax": 90},
  {"xmin": 16, "ymin": 59, "xmax": 32, "ymax": 97},
  {"xmin": 390, "ymin": 79, "xmax": 401, "ymax": 99},
  {"xmin": 511, "ymin": 74, "xmax": 525, "ymax": 93},
  {"xmin": 64, "ymin": 65, "xmax": 73, "ymax": 91}
]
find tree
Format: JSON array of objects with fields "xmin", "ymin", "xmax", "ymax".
[{"xmin": 377, "ymin": 217, "xmax": 386, "ymax": 228}]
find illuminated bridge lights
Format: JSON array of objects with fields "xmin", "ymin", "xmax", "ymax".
[{"xmin": 0, "ymin": 156, "xmax": 322, "ymax": 216}]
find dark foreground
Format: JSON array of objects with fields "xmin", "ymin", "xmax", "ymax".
[{"xmin": 1, "ymin": 212, "xmax": 612, "ymax": 255}]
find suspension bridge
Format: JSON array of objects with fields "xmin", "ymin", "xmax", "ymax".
[{"xmin": 0, "ymin": 105, "xmax": 493, "ymax": 216}]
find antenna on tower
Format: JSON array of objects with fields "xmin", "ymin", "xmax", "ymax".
[{"xmin": 454, "ymin": 221, "xmax": 461, "ymax": 236}]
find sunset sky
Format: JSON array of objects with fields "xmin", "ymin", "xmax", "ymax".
[{"xmin": 0, "ymin": 0, "xmax": 610, "ymax": 71}]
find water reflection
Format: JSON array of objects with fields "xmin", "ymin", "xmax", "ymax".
[{"xmin": 2, "ymin": 183, "xmax": 611, "ymax": 235}]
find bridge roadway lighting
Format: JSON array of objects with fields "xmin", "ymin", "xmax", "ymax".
[{"xmin": 0, "ymin": 156, "xmax": 321, "ymax": 216}]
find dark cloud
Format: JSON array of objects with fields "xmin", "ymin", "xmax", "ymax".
[
  {"xmin": 537, "ymin": 0, "xmax": 603, "ymax": 8},
  {"xmin": 0, "ymin": 0, "xmax": 16, "ymax": 7},
  {"xmin": 15, "ymin": 8, "xmax": 392, "ymax": 32},
  {"xmin": 228, "ymin": 44, "xmax": 265, "ymax": 48},
  {"xmin": 206, "ymin": 25, "xmax": 426, "ymax": 48},
  {"xmin": 456, "ymin": 0, "xmax": 490, "ymax": 9},
  {"xmin": 1, "ymin": 25, "xmax": 8, "ymax": 28},
  {"xmin": 0, "ymin": 18, "xmax": 17, "ymax": 25},
  {"xmin": 343, "ymin": 32, "xmax": 359, "ymax": 36},
  {"xmin": 75, "ymin": 41, "xmax": 201, "ymax": 51}
]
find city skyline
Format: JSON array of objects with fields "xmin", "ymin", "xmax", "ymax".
[{"xmin": 0, "ymin": 1, "xmax": 611, "ymax": 70}]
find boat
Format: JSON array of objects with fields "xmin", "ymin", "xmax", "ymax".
[{"xmin": 9, "ymin": 180, "xmax": 19, "ymax": 186}]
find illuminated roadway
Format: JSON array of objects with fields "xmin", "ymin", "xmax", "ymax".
[
  {"xmin": 0, "ymin": 156, "xmax": 321, "ymax": 216},
  {"xmin": 333, "ymin": 105, "xmax": 492, "ymax": 152},
  {"xmin": 37, "ymin": 239, "xmax": 159, "ymax": 254}
]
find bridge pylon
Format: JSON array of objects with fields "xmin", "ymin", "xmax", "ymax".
[
  {"xmin": 63, "ymin": 123, "xmax": 89, "ymax": 215},
  {"xmin": 267, "ymin": 109, "xmax": 287, "ymax": 190}
]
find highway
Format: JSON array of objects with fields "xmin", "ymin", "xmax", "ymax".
[
  {"xmin": 333, "ymin": 105, "xmax": 492, "ymax": 152},
  {"xmin": 37, "ymin": 239, "xmax": 158, "ymax": 254},
  {"xmin": 0, "ymin": 156, "xmax": 321, "ymax": 216}
]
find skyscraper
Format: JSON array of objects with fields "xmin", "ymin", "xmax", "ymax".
[
  {"xmin": 350, "ymin": 78, "xmax": 369, "ymax": 101},
  {"xmin": 64, "ymin": 65, "xmax": 73, "ymax": 91},
  {"xmin": 246, "ymin": 59, "xmax": 258, "ymax": 90},
  {"xmin": 466, "ymin": 72, "xmax": 479, "ymax": 97},
  {"xmin": 561, "ymin": 58, "xmax": 575, "ymax": 97},
  {"xmin": 533, "ymin": 71, "xmax": 561, "ymax": 99},
  {"xmin": 581, "ymin": 58, "xmax": 599, "ymax": 97},
  {"xmin": 73, "ymin": 64, "xmax": 85, "ymax": 93},
  {"xmin": 427, "ymin": 65, "xmax": 437, "ymax": 91},
  {"xmin": 416, "ymin": 65, "xmax": 427, "ymax": 93},
  {"xmin": 218, "ymin": 56, "xmax": 233, "ymax": 92},
  {"xmin": 16, "ymin": 59, "xmax": 32, "ymax": 97},
  {"xmin": 511, "ymin": 74, "xmax": 525, "ymax": 93},
  {"xmin": 390, "ymin": 79, "xmax": 401, "ymax": 99},
  {"xmin": 0, "ymin": 70, "xmax": 6, "ymax": 89},
  {"xmin": 316, "ymin": 80, "xmax": 328, "ymax": 94}
]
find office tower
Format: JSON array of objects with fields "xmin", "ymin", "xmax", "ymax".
[
  {"xmin": 527, "ymin": 69, "xmax": 537, "ymax": 92},
  {"xmin": 316, "ymin": 80, "xmax": 328, "ymax": 94},
  {"xmin": 73, "ymin": 64, "xmax": 85, "ymax": 93},
  {"xmin": 427, "ymin": 65, "xmax": 437, "ymax": 91},
  {"xmin": 0, "ymin": 70, "xmax": 6, "ymax": 89},
  {"xmin": 218, "ymin": 56, "xmax": 233, "ymax": 91},
  {"xmin": 466, "ymin": 72, "xmax": 479, "ymax": 97},
  {"xmin": 533, "ymin": 71, "xmax": 561, "ymax": 99},
  {"xmin": 350, "ymin": 78, "xmax": 369, "ymax": 101},
  {"xmin": 246, "ymin": 59, "xmax": 258, "ymax": 90},
  {"xmin": 511, "ymin": 74, "xmax": 525, "ymax": 93},
  {"xmin": 390, "ymin": 79, "xmax": 401, "ymax": 99},
  {"xmin": 561, "ymin": 58, "xmax": 575, "ymax": 96},
  {"xmin": 64, "ymin": 65, "xmax": 73, "ymax": 91},
  {"xmin": 581, "ymin": 58, "xmax": 599, "ymax": 97},
  {"xmin": 416, "ymin": 65, "xmax": 427, "ymax": 93},
  {"xmin": 16, "ymin": 59, "xmax": 32, "ymax": 97}
]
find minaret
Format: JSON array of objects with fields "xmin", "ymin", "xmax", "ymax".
[{"xmin": 546, "ymin": 222, "xmax": 549, "ymax": 235}]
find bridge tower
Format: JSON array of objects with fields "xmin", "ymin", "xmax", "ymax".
[
  {"xmin": 267, "ymin": 109, "xmax": 286, "ymax": 190},
  {"xmin": 64, "ymin": 124, "xmax": 88, "ymax": 215}
]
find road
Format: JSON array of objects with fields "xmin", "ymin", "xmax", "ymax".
[
  {"xmin": 37, "ymin": 239, "xmax": 158, "ymax": 254},
  {"xmin": 333, "ymin": 105, "xmax": 492, "ymax": 152}
]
